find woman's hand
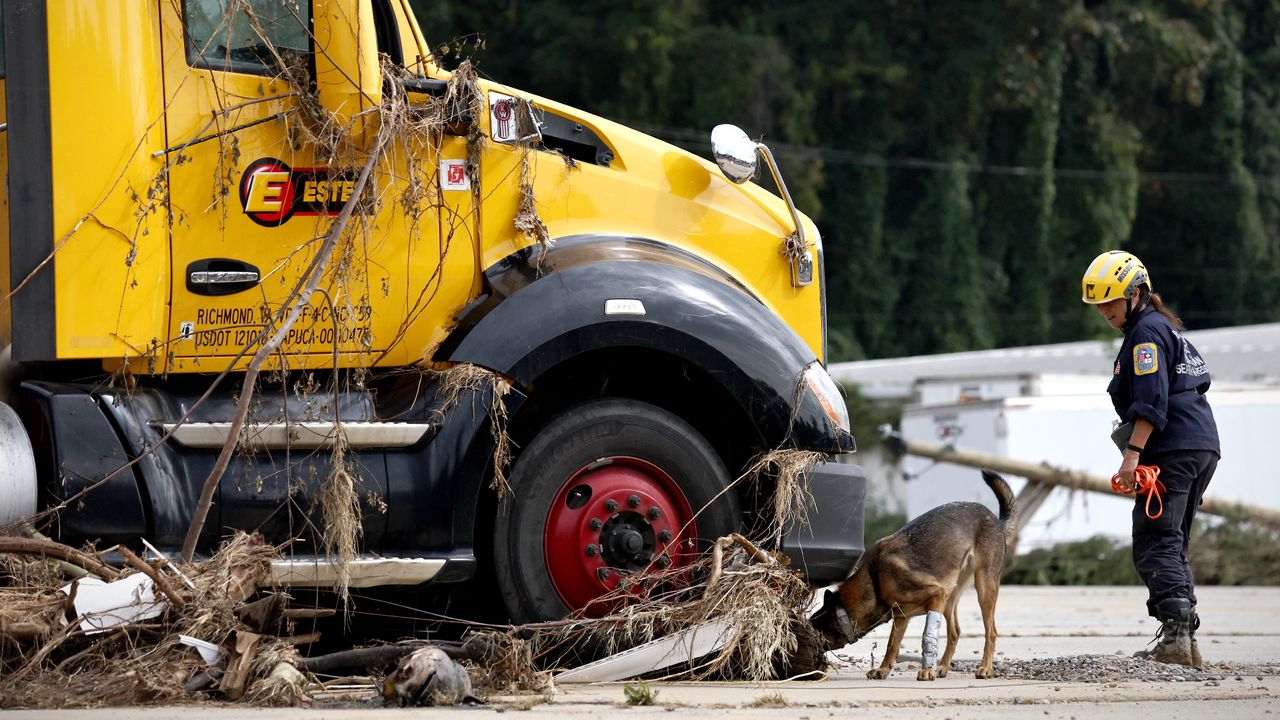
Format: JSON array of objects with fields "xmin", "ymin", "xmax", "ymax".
[
  {"xmin": 1115, "ymin": 450, "xmax": 1140, "ymax": 493},
  {"xmin": 1115, "ymin": 418, "xmax": 1153, "ymax": 494}
]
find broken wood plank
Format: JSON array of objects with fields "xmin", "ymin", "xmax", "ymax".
[
  {"xmin": 282, "ymin": 607, "xmax": 337, "ymax": 619},
  {"xmin": 281, "ymin": 631, "xmax": 322, "ymax": 646},
  {"xmin": 219, "ymin": 630, "xmax": 262, "ymax": 700},
  {"xmin": 236, "ymin": 593, "xmax": 287, "ymax": 634}
]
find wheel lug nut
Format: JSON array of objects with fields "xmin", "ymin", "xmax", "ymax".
[
  {"xmin": 588, "ymin": 518, "xmax": 603, "ymax": 531},
  {"xmin": 585, "ymin": 544, "xmax": 600, "ymax": 557},
  {"xmin": 656, "ymin": 555, "xmax": 671, "ymax": 569},
  {"xmin": 658, "ymin": 530, "xmax": 673, "ymax": 542},
  {"xmin": 627, "ymin": 494, "xmax": 641, "ymax": 508},
  {"xmin": 604, "ymin": 499, "xmax": 619, "ymax": 512},
  {"xmin": 648, "ymin": 506, "xmax": 662, "ymax": 519}
]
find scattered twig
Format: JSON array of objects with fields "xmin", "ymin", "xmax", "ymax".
[
  {"xmin": 117, "ymin": 546, "xmax": 186, "ymax": 609},
  {"xmin": 706, "ymin": 533, "xmax": 775, "ymax": 596}
]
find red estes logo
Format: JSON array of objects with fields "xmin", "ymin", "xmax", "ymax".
[{"xmin": 239, "ymin": 158, "xmax": 362, "ymax": 227}]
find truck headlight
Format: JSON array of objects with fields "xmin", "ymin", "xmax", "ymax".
[{"xmin": 803, "ymin": 362, "xmax": 850, "ymax": 433}]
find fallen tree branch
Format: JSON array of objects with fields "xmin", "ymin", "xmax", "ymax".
[
  {"xmin": 14, "ymin": 523, "xmax": 90, "ymax": 579},
  {"xmin": 0, "ymin": 620, "xmax": 51, "ymax": 643},
  {"xmin": 886, "ymin": 432, "xmax": 1280, "ymax": 531},
  {"xmin": 730, "ymin": 532, "xmax": 773, "ymax": 565},
  {"xmin": 0, "ymin": 536, "xmax": 118, "ymax": 581},
  {"xmin": 298, "ymin": 640, "xmax": 466, "ymax": 674},
  {"xmin": 180, "ymin": 119, "xmax": 394, "ymax": 563}
]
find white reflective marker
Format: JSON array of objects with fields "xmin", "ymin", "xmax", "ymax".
[{"xmin": 604, "ymin": 299, "xmax": 646, "ymax": 316}]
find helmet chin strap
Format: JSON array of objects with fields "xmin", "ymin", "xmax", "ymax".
[{"xmin": 1125, "ymin": 288, "xmax": 1151, "ymax": 322}]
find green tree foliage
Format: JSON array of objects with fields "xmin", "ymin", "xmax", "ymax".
[
  {"xmin": 1001, "ymin": 520, "xmax": 1280, "ymax": 586},
  {"xmin": 1242, "ymin": 0, "xmax": 1280, "ymax": 320},
  {"xmin": 410, "ymin": 0, "xmax": 1280, "ymax": 358}
]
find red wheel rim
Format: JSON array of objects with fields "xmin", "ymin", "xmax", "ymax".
[{"xmin": 544, "ymin": 456, "xmax": 697, "ymax": 617}]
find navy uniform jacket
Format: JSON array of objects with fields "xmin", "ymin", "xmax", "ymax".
[{"xmin": 1108, "ymin": 306, "xmax": 1220, "ymax": 457}]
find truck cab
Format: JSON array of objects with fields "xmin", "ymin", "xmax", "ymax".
[{"xmin": 0, "ymin": 0, "xmax": 864, "ymax": 623}]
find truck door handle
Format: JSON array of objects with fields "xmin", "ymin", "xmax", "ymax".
[{"xmin": 186, "ymin": 259, "xmax": 261, "ymax": 296}]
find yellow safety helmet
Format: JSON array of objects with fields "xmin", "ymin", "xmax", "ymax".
[{"xmin": 1081, "ymin": 250, "xmax": 1152, "ymax": 304}]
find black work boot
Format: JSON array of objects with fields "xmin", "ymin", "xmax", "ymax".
[{"xmin": 1151, "ymin": 598, "xmax": 1195, "ymax": 667}]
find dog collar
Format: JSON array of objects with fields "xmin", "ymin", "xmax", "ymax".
[{"xmin": 835, "ymin": 606, "xmax": 855, "ymax": 644}]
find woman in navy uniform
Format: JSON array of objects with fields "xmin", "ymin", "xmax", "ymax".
[{"xmin": 1082, "ymin": 250, "xmax": 1220, "ymax": 667}]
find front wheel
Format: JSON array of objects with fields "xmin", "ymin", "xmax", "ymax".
[{"xmin": 493, "ymin": 398, "xmax": 740, "ymax": 623}]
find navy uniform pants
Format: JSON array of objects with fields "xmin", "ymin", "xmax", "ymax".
[{"xmin": 1132, "ymin": 450, "xmax": 1219, "ymax": 617}]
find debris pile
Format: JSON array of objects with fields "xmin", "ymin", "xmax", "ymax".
[
  {"xmin": 529, "ymin": 533, "xmax": 826, "ymax": 682},
  {"xmin": 0, "ymin": 532, "xmax": 307, "ymax": 709},
  {"xmin": 0, "ymin": 449, "xmax": 831, "ymax": 707},
  {"xmin": 0, "ymin": 532, "xmax": 511, "ymax": 709}
]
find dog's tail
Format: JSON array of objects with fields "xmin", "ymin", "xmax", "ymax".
[{"xmin": 980, "ymin": 469, "xmax": 1017, "ymax": 547}]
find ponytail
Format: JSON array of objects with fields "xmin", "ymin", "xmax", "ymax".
[{"xmin": 1147, "ymin": 290, "xmax": 1184, "ymax": 330}]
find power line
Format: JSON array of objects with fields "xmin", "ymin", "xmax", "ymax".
[{"xmin": 628, "ymin": 122, "xmax": 1246, "ymax": 187}]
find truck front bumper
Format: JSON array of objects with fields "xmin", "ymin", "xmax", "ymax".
[{"xmin": 781, "ymin": 459, "xmax": 866, "ymax": 583}]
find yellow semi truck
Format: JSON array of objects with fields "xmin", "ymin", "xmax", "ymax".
[{"xmin": 0, "ymin": 0, "xmax": 864, "ymax": 623}]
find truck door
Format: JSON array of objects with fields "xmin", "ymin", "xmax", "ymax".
[
  {"xmin": 159, "ymin": 0, "xmax": 477, "ymax": 372},
  {"xmin": 158, "ymin": 0, "xmax": 478, "ymax": 548}
]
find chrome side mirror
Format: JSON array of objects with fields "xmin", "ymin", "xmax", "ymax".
[
  {"xmin": 709, "ymin": 123, "xmax": 813, "ymax": 286},
  {"xmin": 711, "ymin": 124, "xmax": 758, "ymax": 184}
]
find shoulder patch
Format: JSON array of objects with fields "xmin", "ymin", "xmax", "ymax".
[{"xmin": 1134, "ymin": 342, "xmax": 1158, "ymax": 376}]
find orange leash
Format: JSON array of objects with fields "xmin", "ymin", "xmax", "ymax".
[{"xmin": 1112, "ymin": 465, "xmax": 1165, "ymax": 520}]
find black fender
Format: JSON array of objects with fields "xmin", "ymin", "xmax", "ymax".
[
  {"xmin": 439, "ymin": 235, "xmax": 854, "ymax": 454},
  {"xmin": 18, "ymin": 382, "xmax": 148, "ymax": 546}
]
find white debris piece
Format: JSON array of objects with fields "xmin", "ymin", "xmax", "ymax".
[
  {"xmin": 555, "ymin": 620, "xmax": 734, "ymax": 683},
  {"xmin": 61, "ymin": 573, "xmax": 166, "ymax": 634}
]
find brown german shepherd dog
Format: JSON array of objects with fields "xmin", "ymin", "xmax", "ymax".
[{"xmin": 810, "ymin": 469, "xmax": 1016, "ymax": 681}]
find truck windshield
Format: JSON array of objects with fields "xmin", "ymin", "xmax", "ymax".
[{"xmin": 184, "ymin": 0, "xmax": 311, "ymax": 76}]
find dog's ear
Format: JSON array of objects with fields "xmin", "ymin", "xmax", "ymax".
[
  {"xmin": 810, "ymin": 590, "xmax": 843, "ymax": 648},
  {"xmin": 809, "ymin": 589, "xmax": 836, "ymax": 621}
]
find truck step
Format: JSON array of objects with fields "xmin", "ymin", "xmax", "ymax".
[
  {"xmin": 268, "ymin": 556, "xmax": 446, "ymax": 588},
  {"xmin": 159, "ymin": 421, "xmax": 431, "ymax": 450}
]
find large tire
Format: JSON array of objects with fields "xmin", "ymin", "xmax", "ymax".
[{"xmin": 493, "ymin": 398, "xmax": 740, "ymax": 623}]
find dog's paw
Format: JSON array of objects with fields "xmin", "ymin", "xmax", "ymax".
[
  {"xmin": 937, "ymin": 664, "xmax": 950, "ymax": 678},
  {"xmin": 916, "ymin": 667, "xmax": 937, "ymax": 681},
  {"xmin": 866, "ymin": 667, "xmax": 892, "ymax": 680},
  {"xmin": 975, "ymin": 664, "xmax": 994, "ymax": 679}
]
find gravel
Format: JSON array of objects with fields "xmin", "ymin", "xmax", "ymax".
[{"xmin": 945, "ymin": 656, "xmax": 1280, "ymax": 683}]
